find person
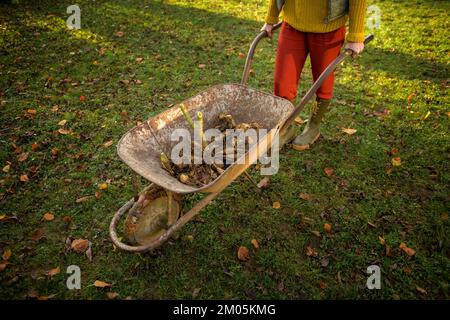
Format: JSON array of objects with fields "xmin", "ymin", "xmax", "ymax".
[{"xmin": 263, "ymin": 0, "xmax": 367, "ymax": 150}]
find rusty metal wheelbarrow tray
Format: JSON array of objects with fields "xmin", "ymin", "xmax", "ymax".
[{"xmin": 116, "ymin": 83, "xmax": 294, "ymax": 195}]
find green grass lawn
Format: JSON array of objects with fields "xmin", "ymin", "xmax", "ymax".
[{"xmin": 0, "ymin": 0, "xmax": 449, "ymax": 299}]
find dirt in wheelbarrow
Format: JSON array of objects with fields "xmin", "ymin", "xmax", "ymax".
[{"xmin": 160, "ymin": 108, "xmax": 262, "ymax": 187}]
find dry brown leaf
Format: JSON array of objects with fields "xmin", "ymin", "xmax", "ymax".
[
  {"xmin": 257, "ymin": 177, "xmax": 270, "ymax": 188},
  {"xmin": 324, "ymin": 167, "xmax": 334, "ymax": 177},
  {"xmin": 323, "ymin": 223, "xmax": 332, "ymax": 233},
  {"xmin": 58, "ymin": 119, "xmax": 67, "ymax": 126},
  {"xmin": 311, "ymin": 230, "xmax": 321, "ymax": 237},
  {"xmin": 86, "ymin": 244, "xmax": 93, "ymax": 262},
  {"xmin": 42, "ymin": 212, "xmax": 54, "ymax": 221},
  {"xmin": 0, "ymin": 263, "xmax": 7, "ymax": 272},
  {"xmin": 18, "ymin": 152, "xmax": 29, "ymax": 162},
  {"xmin": 391, "ymin": 157, "xmax": 402, "ymax": 167},
  {"xmin": 2, "ymin": 249, "xmax": 12, "ymax": 261},
  {"xmin": 94, "ymin": 280, "xmax": 112, "ymax": 288},
  {"xmin": 114, "ymin": 31, "xmax": 124, "ymax": 37},
  {"xmin": 76, "ymin": 196, "xmax": 93, "ymax": 203},
  {"xmin": 103, "ymin": 140, "xmax": 113, "ymax": 147},
  {"xmin": 341, "ymin": 128, "xmax": 357, "ymax": 135},
  {"xmin": 367, "ymin": 221, "xmax": 378, "ymax": 228},
  {"xmin": 27, "ymin": 109, "xmax": 37, "ymax": 115},
  {"xmin": 319, "ymin": 281, "xmax": 327, "ymax": 289},
  {"xmin": 416, "ymin": 286, "xmax": 427, "ymax": 295},
  {"xmin": 2, "ymin": 164, "xmax": 10, "ymax": 173},
  {"xmin": 19, "ymin": 174, "xmax": 29, "ymax": 182},
  {"xmin": 251, "ymin": 239, "xmax": 259, "ymax": 249},
  {"xmin": 99, "ymin": 183, "xmax": 108, "ymax": 190},
  {"xmin": 294, "ymin": 117, "xmax": 305, "ymax": 125},
  {"xmin": 51, "ymin": 148, "xmax": 59, "ymax": 156},
  {"xmin": 299, "ymin": 192, "xmax": 311, "ymax": 201},
  {"xmin": 385, "ymin": 245, "xmax": 393, "ymax": 257},
  {"xmin": 79, "ymin": 95, "xmax": 86, "ymax": 102},
  {"xmin": 46, "ymin": 267, "xmax": 60, "ymax": 277},
  {"xmin": 31, "ymin": 143, "xmax": 39, "ymax": 151},
  {"xmin": 135, "ymin": 57, "xmax": 143, "ymax": 63},
  {"xmin": 272, "ymin": 201, "xmax": 281, "ymax": 209},
  {"xmin": 399, "ymin": 242, "xmax": 416, "ymax": 256},
  {"xmin": 237, "ymin": 246, "xmax": 249, "ymax": 261},
  {"xmin": 58, "ymin": 128, "xmax": 71, "ymax": 135},
  {"xmin": 63, "ymin": 216, "xmax": 72, "ymax": 223},
  {"xmin": 441, "ymin": 213, "xmax": 449, "ymax": 221},
  {"xmin": 306, "ymin": 246, "xmax": 316, "ymax": 257},
  {"xmin": 106, "ymin": 292, "xmax": 119, "ymax": 299},
  {"xmin": 31, "ymin": 228, "xmax": 45, "ymax": 241},
  {"xmin": 120, "ymin": 79, "xmax": 130, "ymax": 85},
  {"xmin": 198, "ymin": 64, "xmax": 206, "ymax": 69},
  {"xmin": 378, "ymin": 236, "xmax": 386, "ymax": 246},
  {"xmin": 71, "ymin": 239, "xmax": 89, "ymax": 253}
]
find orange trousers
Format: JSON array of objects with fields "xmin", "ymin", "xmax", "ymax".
[{"xmin": 274, "ymin": 22, "xmax": 346, "ymax": 101}]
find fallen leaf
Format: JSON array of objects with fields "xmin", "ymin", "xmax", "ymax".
[
  {"xmin": 19, "ymin": 174, "xmax": 29, "ymax": 182},
  {"xmin": 114, "ymin": 31, "xmax": 124, "ymax": 37},
  {"xmin": 0, "ymin": 263, "xmax": 6, "ymax": 272},
  {"xmin": 51, "ymin": 148, "xmax": 59, "ymax": 156},
  {"xmin": 120, "ymin": 79, "xmax": 130, "ymax": 85},
  {"xmin": 192, "ymin": 287, "xmax": 201, "ymax": 299},
  {"xmin": 323, "ymin": 223, "xmax": 332, "ymax": 233},
  {"xmin": 31, "ymin": 143, "xmax": 39, "ymax": 151},
  {"xmin": 63, "ymin": 216, "xmax": 72, "ymax": 223},
  {"xmin": 198, "ymin": 64, "xmax": 206, "ymax": 69},
  {"xmin": 311, "ymin": 230, "xmax": 321, "ymax": 237},
  {"xmin": 341, "ymin": 128, "xmax": 357, "ymax": 135},
  {"xmin": 2, "ymin": 164, "xmax": 10, "ymax": 173},
  {"xmin": 71, "ymin": 239, "xmax": 89, "ymax": 253},
  {"xmin": 94, "ymin": 280, "xmax": 111, "ymax": 288},
  {"xmin": 378, "ymin": 236, "xmax": 386, "ymax": 246},
  {"xmin": 76, "ymin": 196, "xmax": 93, "ymax": 203},
  {"xmin": 387, "ymin": 147, "xmax": 398, "ymax": 156},
  {"xmin": 135, "ymin": 57, "xmax": 143, "ymax": 63},
  {"xmin": 306, "ymin": 246, "xmax": 316, "ymax": 257},
  {"xmin": 416, "ymin": 286, "xmax": 427, "ymax": 295},
  {"xmin": 42, "ymin": 212, "xmax": 54, "ymax": 221},
  {"xmin": 272, "ymin": 201, "xmax": 281, "ymax": 209},
  {"xmin": 99, "ymin": 183, "xmax": 108, "ymax": 190},
  {"xmin": 399, "ymin": 242, "xmax": 416, "ymax": 256},
  {"xmin": 2, "ymin": 249, "xmax": 12, "ymax": 261},
  {"xmin": 18, "ymin": 152, "xmax": 29, "ymax": 162},
  {"xmin": 294, "ymin": 117, "xmax": 305, "ymax": 125},
  {"xmin": 319, "ymin": 281, "xmax": 327, "ymax": 289},
  {"xmin": 251, "ymin": 239, "xmax": 259, "ymax": 249},
  {"xmin": 86, "ymin": 244, "xmax": 93, "ymax": 262},
  {"xmin": 367, "ymin": 221, "xmax": 378, "ymax": 228},
  {"xmin": 103, "ymin": 140, "xmax": 113, "ymax": 147},
  {"xmin": 27, "ymin": 109, "xmax": 37, "ymax": 115},
  {"xmin": 31, "ymin": 228, "xmax": 45, "ymax": 241},
  {"xmin": 46, "ymin": 267, "xmax": 60, "ymax": 277},
  {"xmin": 106, "ymin": 292, "xmax": 119, "ymax": 299},
  {"xmin": 237, "ymin": 246, "xmax": 249, "ymax": 261},
  {"xmin": 385, "ymin": 245, "xmax": 393, "ymax": 257},
  {"xmin": 441, "ymin": 213, "xmax": 449, "ymax": 221},
  {"xmin": 0, "ymin": 215, "xmax": 5, "ymax": 221},
  {"xmin": 257, "ymin": 177, "xmax": 270, "ymax": 188},
  {"xmin": 58, "ymin": 119, "xmax": 67, "ymax": 126},
  {"xmin": 299, "ymin": 192, "xmax": 311, "ymax": 201},
  {"xmin": 58, "ymin": 128, "xmax": 71, "ymax": 135},
  {"xmin": 79, "ymin": 95, "xmax": 86, "ymax": 102},
  {"xmin": 324, "ymin": 167, "xmax": 334, "ymax": 177},
  {"xmin": 391, "ymin": 157, "xmax": 402, "ymax": 167},
  {"xmin": 403, "ymin": 267, "xmax": 412, "ymax": 275}
]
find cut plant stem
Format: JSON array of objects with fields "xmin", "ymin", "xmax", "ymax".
[
  {"xmin": 179, "ymin": 103, "xmax": 194, "ymax": 129},
  {"xmin": 196, "ymin": 111, "xmax": 207, "ymax": 149},
  {"xmin": 160, "ymin": 152, "xmax": 173, "ymax": 174}
]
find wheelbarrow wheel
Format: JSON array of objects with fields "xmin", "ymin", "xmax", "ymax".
[{"xmin": 124, "ymin": 184, "xmax": 181, "ymax": 245}]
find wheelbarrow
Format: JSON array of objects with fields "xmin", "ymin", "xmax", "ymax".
[{"xmin": 110, "ymin": 22, "xmax": 374, "ymax": 252}]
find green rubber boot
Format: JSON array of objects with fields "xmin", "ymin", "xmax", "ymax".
[{"xmin": 292, "ymin": 98, "xmax": 331, "ymax": 151}]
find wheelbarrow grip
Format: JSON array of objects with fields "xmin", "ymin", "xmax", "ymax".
[{"xmin": 241, "ymin": 22, "xmax": 282, "ymax": 85}]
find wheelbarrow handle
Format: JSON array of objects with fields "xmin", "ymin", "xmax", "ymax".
[{"xmin": 241, "ymin": 22, "xmax": 282, "ymax": 85}]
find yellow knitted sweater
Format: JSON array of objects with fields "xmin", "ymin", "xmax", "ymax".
[{"xmin": 265, "ymin": 0, "xmax": 367, "ymax": 43}]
